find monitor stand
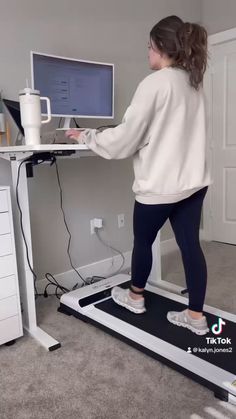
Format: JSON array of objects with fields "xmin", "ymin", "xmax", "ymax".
[
  {"xmin": 56, "ymin": 117, "xmax": 90, "ymax": 132},
  {"xmin": 56, "ymin": 117, "xmax": 73, "ymax": 131}
]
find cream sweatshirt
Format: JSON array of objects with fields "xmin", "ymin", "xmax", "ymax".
[{"xmin": 80, "ymin": 66, "xmax": 213, "ymax": 204}]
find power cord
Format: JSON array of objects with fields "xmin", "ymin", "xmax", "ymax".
[
  {"xmin": 54, "ymin": 159, "xmax": 89, "ymax": 286},
  {"xmin": 43, "ymin": 271, "xmax": 107, "ymax": 299},
  {"xmin": 43, "ymin": 273, "xmax": 70, "ymax": 299},
  {"xmin": 16, "ymin": 152, "xmax": 75, "ymax": 300},
  {"xmin": 43, "ymin": 166, "xmax": 126, "ymax": 298},
  {"xmin": 16, "ymin": 154, "xmax": 109, "ymax": 300},
  {"xmin": 94, "ymin": 227, "xmax": 125, "ymax": 277},
  {"xmin": 73, "ymin": 118, "xmax": 80, "ymax": 128},
  {"xmin": 16, "ymin": 159, "xmax": 39, "ymax": 297},
  {"xmin": 43, "ymin": 158, "xmax": 108, "ymax": 298}
]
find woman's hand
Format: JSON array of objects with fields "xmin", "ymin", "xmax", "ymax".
[{"xmin": 65, "ymin": 129, "xmax": 84, "ymax": 143}]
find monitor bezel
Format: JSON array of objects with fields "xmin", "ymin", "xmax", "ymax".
[{"xmin": 31, "ymin": 51, "xmax": 115, "ymax": 119}]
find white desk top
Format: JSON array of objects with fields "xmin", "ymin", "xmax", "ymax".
[{"xmin": 0, "ymin": 143, "xmax": 89, "ymax": 153}]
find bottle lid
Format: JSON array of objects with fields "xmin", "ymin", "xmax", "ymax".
[{"xmin": 19, "ymin": 87, "xmax": 40, "ymax": 96}]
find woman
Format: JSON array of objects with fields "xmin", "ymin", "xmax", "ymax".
[{"xmin": 66, "ymin": 15, "xmax": 213, "ymax": 336}]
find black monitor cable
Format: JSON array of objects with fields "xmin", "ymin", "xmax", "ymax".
[
  {"xmin": 73, "ymin": 118, "xmax": 80, "ymax": 128},
  {"xmin": 54, "ymin": 159, "xmax": 89, "ymax": 287},
  {"xmin": 16, "ymin": 159, "xmax": 39, "ymax": 298},
  {"xmin": 16, "ymin": 155, "xmax": 125, "ymax": 300},
  {"xmin": 16, "ymin": 154, "xmax": 87, "ymax": 301},
  {"xmin": 44, "ymin": 272, "xmax": 70, "ymax": 299}
]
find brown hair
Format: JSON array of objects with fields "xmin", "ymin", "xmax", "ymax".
[{"xmin": 150, "ymin": 15, "xmax": 208, "ymax": 90}]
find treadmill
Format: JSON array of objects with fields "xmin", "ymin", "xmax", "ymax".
[{"xmin": 59, "ymin": 236, "xmax": 236, "ymax": 405}]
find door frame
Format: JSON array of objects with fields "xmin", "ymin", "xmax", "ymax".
[{"xmin": 203, "ymin": 27, "xmax": 236, "ymax": 241}]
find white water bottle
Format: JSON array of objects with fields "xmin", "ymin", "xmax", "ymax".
[{"xmin": 19, "ymin": 87, "xmax": 51, "ymax": 145}]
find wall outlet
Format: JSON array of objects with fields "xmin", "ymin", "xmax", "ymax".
[
  {"xmin": 118, "ymin": 213, "xmax": 125, "ymax": 228},
  {"xmin": 90, "ymin": 218, "xmax": 103, "ymax": 235}
]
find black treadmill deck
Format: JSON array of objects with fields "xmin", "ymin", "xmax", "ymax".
[{"xmin": 95, "ymin": 288, "xmax": 236, "ymax": 375}]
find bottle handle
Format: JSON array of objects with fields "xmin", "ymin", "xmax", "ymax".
[{"xmin": 40, "ymin": 97, "xmax": 51, "ymax": 124}]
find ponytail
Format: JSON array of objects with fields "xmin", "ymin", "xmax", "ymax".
[
  {"xmin": 175, "ymin": 22, "xmax": 208, "ymax": 90},
  {"xmin": 150, "ymin": 16, "xmax": 209, "ymax": 90}
]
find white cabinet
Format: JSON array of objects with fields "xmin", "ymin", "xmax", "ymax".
[{"xmin": 0, "ymin": 186, "xmax": 23, "ymax": 345}]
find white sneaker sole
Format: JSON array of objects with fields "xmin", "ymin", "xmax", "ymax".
[
  {"xmin": 111, "ymin": 293, "xmax": 146, "ymax": 314},
  {"xmin": 167, "ymin": 313, "xmax": 209, "ymax": 335}
]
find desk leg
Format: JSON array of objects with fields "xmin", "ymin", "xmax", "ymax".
[{"xmin": 11, "ymin": 159, "xmax": 61, "ymax": 351}]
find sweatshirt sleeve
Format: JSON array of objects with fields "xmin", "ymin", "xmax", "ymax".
[{"xmin": 80, "ymin": 78, "xmax": 156, "ymax": 159}]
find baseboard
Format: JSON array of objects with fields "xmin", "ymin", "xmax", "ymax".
[{"xmin": 37, "ymin": 230, "xmax": 207, "ymax": 294}]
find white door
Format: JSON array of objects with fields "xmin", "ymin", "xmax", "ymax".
[{"xmin": 207, "ymin": 38, "xmax": 236, "ymax": 245}]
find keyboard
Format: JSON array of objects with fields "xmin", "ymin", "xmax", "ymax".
[{"xmin": 56, "ymin": 127, "xmax": 89, "ymax": 131}]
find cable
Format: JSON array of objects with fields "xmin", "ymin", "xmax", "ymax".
[
  {"xmin": 54, "ymin": 159, "xmax": 89, "ymax": 286},
  {"xmin": 17, "ymin": 155, "xmax": 125, "ymax": 300},
  {"xmin": 94, "ymin": 228, "xmax": 125, "ymax": 278},
  {"xmin": 16, "ymin": 153, "xmax": 88, "ymax": 300},
  {"xmin": 43, "ymin": 272, "xmax": 70, "ymax": 299},
  {"xmin": 16, "ymin": 159, "xmax": 39, "ymax": 297},
  {"xmin": 43, "ymin": 157, "xmax": 105, "ymax": 298},
  {"xmin": 73, "ymin": 118, "xmax": 81, "ymax": 128},
  {"xmin": 42, "ymin": 272, "xmax": 105, "ymax": 299}
]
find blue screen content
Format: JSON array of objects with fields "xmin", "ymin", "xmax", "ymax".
[{"xmin": 33, "ymin": 54, "xmax": 113, "ymax": 117}]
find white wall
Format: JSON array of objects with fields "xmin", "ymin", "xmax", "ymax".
[
  {"xmin": 0, "ymin": 0, "xmax": 201, "ymax": 279},
  {"xmin": 201, "ymin": 0, "xmax": 236, "ymax": 34}
]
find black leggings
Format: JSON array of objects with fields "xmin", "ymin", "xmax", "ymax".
[{"xmin": 131, "ymin": 186, "xmax": 208, "ymax": 312}]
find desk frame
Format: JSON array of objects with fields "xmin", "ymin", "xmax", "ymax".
[{"xmin": 0, "ymin": 144, "xmax": 162, "ymax": 350}]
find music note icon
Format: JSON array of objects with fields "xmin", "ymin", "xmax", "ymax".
[{"xmin": 211, "ymin": 318, "xmax": 226, "ymax": 335}]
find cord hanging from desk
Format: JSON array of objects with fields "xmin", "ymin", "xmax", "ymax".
[{"xmin": 16, "ymin": 158, "xmax": 39, "ymax": 297}]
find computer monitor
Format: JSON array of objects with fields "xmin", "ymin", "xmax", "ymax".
[{"xmin": 31, "ymin": 51, "xmax": 114, "ymax": 128}]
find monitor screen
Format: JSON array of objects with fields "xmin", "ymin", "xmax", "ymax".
[{"xmin": 31, "ymin": 52, "xmax": 114, "ymax": 119}]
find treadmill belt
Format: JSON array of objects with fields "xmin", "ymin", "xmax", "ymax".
[{"xmin": 95, "ymin": 286, "xmax": 236, "ymax": 375}]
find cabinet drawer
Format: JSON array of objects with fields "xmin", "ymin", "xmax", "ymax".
[
  {"xmin": 0, "ymin": 213, "xmax": 11, "ymax": 235},
  {"xmin": 0, "ymin": 255, "xmax": 15, "ymax": 278},
  {"xmin": 0, "ymin": 315, "xmax": 22, "ymax": 345},
  {"xmin": 0, "ymin": 234, "xmax": 12, "ymax": 257},
  {"xmin": 0, "ymin": 190, "xmax": 8, "ymax": 213},
  {"xmin": 0, "ymin": 275, "xmax": 16, "ymax": 299},
  {"xmin": 0, "ymin": 295, "xmax": 18, "ymax": 321}
]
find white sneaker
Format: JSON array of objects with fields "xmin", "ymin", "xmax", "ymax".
[
  {"xmin": 167, "ymin": 309, "xmax": 209, "ymax": 335},
  {"xmin": 111, "ymin": 286, "xmax": 146, "ymax": 314}
]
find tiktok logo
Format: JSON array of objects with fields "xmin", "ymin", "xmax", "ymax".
[{"xmin": 211, "ymin": 318, "xmax": 226, "ymax": 335}]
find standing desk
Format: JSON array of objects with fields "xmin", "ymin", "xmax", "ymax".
[{"xmin": 0, "ymin": 144, "xmax": 162, "ymax": 350}]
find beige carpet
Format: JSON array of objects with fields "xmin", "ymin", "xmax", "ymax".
[{"xmin": 0, "ymin": 241, "xmax": 236, "ymax": 419}]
